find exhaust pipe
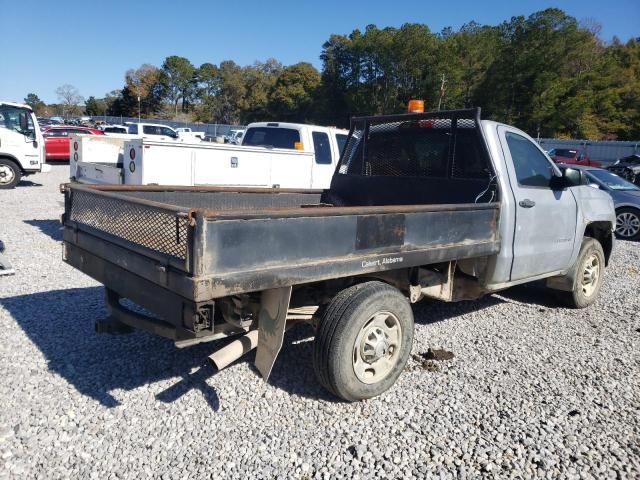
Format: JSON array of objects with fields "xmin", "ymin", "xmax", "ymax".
[{"xmin": 208, "ymin": 330, "xmax": 259, "ymax": 371}]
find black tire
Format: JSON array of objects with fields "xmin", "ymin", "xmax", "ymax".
[
  {"xmin": 615, "ymin": 207, "xmax": 640, "ymax": 241},
  {"xmin": 559, "ymin": 238, "xmax": 605, "ymax": 309},
  {"xmin": 313, "ymin": 281, "xmax": 414, "ymax": 401},
  {"xmin": 0, "ymin": 158, "xmax": 21, "ymax": 190}
]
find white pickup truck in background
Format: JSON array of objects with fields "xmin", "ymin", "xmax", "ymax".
[
  {"xmin": 175, "ymin": 127, "xmax": 206, "ymax": 141},
  {"xmin": 72, "ymin": 122, "xmax": 348, "ymax": 189}
]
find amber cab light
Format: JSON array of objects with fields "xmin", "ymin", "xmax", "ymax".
[
  {"xmin": 407, "ymin": 99, "xmax": 425, "ymax": 113},
  {"xmin": 294, "ymin": 142, "xmax": 304, "ymax": 150}
]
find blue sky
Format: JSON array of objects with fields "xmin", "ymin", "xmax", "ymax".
[{"xmin": 1, "ymin": 0, "xmax": 638, "ymax": 104}]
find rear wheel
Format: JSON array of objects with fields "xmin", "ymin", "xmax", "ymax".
[
  {"xmin": 313, "ymin": 281, "xmax": 414, "ymax": 401},
  {"xmin": 559, "ymin": 238, "xmax": 605, "ymax": 309},
  {"xmin": 615, "ymin": 207, "xmax": 640, "ymax": 240},
  {"xmin": 0, "ymin": 158, "xmax": 21, "ymax": 189}
]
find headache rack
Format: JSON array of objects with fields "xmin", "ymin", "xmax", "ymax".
[{"xmin": 326, "ymin": 108, "xmax": 498, "ymax": 207}]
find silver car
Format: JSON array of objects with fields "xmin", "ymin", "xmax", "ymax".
[{"xmin": 575, "ymin": 166, "xmax": 640, "ymax": 240}]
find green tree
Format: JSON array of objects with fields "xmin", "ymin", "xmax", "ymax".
[
  {"xmin": 84, "ymin": 96, "xmax": 106, "ymax": 116},
  {"xmin": 242, "ymin": 58, "xmax": 282, "ymax": 123},
  {"xmin": 212, "ymin": 60, "xmax": 247, "ymax": 124},
  {"xmin": 24, "ymin": 93, "xmax": 46, "ymax": 115},
  {"xmin": 125, "ymin": 64, "xmax": 165, "ymax": 117},
  {"xmin": 161, "ymin": 56, "xmax": 196, "ymax": 116},
  {"xmin": 268, "ymin": 63, "xmax": 321, "ymax": 122}
]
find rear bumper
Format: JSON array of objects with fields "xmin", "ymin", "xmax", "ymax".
[{"xmin": 63, "ymin": 241, "xmax": 215, "ymax": 341}]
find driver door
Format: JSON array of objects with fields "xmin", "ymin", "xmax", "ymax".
[{"xmin": 498, "ymin": 127, "xmax": 578, "ymax": 281}]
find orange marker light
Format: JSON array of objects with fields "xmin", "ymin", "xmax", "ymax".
[
  {"xmin": 407, "ymin": 99, "xmax": 425, "ymax": 113},
  {"xmin": 294, "ymin": 142, "xmax": 304, "ymax": 150}
]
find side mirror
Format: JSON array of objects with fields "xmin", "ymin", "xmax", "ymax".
[{"xmin": 552, "ymin": 167, "xmax": 582, "ymax": 189}]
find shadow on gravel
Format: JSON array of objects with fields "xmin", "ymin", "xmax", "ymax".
[
  {"xmin": 412, "ymin": 293, "xmax": 505, "ymax": 325},
  {"xmin": 0, "ymin": 283, "xmax": 569, "ymax": 409},
  {"xmin": 24, "ymin": 219, "xmax": 63, "ymax": 241},
  {"xmin": 0, "ymin": 287, "xmax": 338, "ymax": 408},
  {"xmin": 497, "ymin": 283, "xmax": 567, "ymax": 308},
  {"xmin": 17, "ymin": 179, "xmax": 43, "ymax": 187},
  {"xmin": 0, "ymin": 287, "xmax": 221, "ymax": 410}
]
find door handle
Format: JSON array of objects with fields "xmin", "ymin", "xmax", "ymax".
[
  {"xmin": 519, "ymin": 199, "xmax": 536, "ymax": 208},
  {"xmin": 230, "ymin": 157, "xmax": 238, "ymax": 168}
]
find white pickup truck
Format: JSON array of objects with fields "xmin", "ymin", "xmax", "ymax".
[
  {"xmin": 0, "ymin": 101, "xmax": 50, "ymax": 189},
  {"xmin": 73, "ymin": 122, "xmax": 349, "ymax": 189},
  {"xmin": 175, "ymin": 127, "xmax": 206, "ymax": 141}
]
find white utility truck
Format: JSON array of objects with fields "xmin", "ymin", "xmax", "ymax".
[
  {"xmin": 72, "ymin": 122, "xmax": 348, "ymax": 189},
  {"xmin": 0, "ymin": 101, "xmax": 50, "ymax": 189},
  {"xmin": 69, "ymin": 123, "xmax": 184, "ymax": 182}
]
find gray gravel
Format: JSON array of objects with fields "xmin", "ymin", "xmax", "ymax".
[{"xmin": 1, "ymin": 165, "xmax": 639, "ymax": 479}]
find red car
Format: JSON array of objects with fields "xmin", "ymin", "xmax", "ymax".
[
  {"xmin": 43, "ymin": 126, "xmax": 104, "ymax": 161},
  {"xmin": 549, "ymin": 148, "xmax": 601, "ymax": 167}
]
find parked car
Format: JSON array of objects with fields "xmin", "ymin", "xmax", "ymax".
[
  {"xmin": 43, "ymin": 126, "xmax": 104, "ymax": 161},
  {"xmin": 607, "ymin": 154, "xmax": 640, "ymax": 186},
  {"xmin": 549, "ymin": 148, "xmax": 601, "ymax": 167},
  {"xmin": 563, "ymin": 164, "xmax": 640, "ymax": 240}
]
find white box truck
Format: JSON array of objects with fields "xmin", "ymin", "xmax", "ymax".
[{"xmin": 0, "ymin": 101, "xmax": 50, "ymax": 189}]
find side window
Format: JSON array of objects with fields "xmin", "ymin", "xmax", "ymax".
[
  {"xmin": 128, "ymin": 124, "xmax": 138, "ymax": 135},
  {"xmin": 160, "ymin": 127, "xmax": 176, "ymax": 137},
  {"xmin": 335, "ymin": 134, "xmax": 348, "ymax": 156},
  {"xmin": 143, "ymin": 125, "xmax": 157, "ymax": 135},
  {"xmin": 312, "ymin": 131, "xmax": 332, "ymax": 164},
  {"xmin": 505, "ymin": 132, "xmax": 554, "ymax": 188}
]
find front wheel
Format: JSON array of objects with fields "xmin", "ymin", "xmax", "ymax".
[
  {"xmin": 313, "ymin": 281, "xmax": 414, "ymax": 401},
  {"xmin": 559, "ymin": 238, "xmax": 605, "ymax": 309},
  {"xmin": 0, "ymin": 158, "xmax": 21, "ymax": 189},
  {"xmin": 615, "ymin": 207, "xmax": 640, "ymax": 240}
]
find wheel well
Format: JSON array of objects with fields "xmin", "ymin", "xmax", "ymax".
[
  {"xmin": 584, "ymin": 221, "xmax": 613, "ymax": 266},
  {"xmin": 0, "ymin": 155, "xmax": 24, "ymax": 174}
]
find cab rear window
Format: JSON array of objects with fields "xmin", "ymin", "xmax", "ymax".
[{"xmin": 243, "ymin": 127, "xmax": 300, "ymax": 149}]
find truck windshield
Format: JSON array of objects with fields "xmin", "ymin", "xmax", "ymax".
[
  {"xmin": 0, "ymin": 105, "xmax": 35, "ymax": 137},
  {"xmin": 243, "ymin": 127, "xmax": 300, "ymax": 149},
  {"xmin": 587, "ymin": 169, "xmax": 640, "ymax": 191}
]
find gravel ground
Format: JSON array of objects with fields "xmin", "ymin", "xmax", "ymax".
[{"xmin": 1, "ymin": 165, "xmax": 639, "ymax": 479}]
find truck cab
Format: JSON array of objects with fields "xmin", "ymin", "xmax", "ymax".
[{"xmin": 0, "ymin": 101, "xmax": 50, "ymax": 189}]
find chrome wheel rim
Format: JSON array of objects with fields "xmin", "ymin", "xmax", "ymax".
[
  {"xmin": 616, "ymin": 212, "xmax": 640, "ymax": 238},
  {"xmin": 0, "ymin": 164, "xmax": 15, "ymax": 185},
  {"xmin": 581, "ymin": 253, "xmax": 600, "ymax": 298},
  {"xmin": 353, "ymin": 311, "xmax": 401, "ymax": 384}
]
